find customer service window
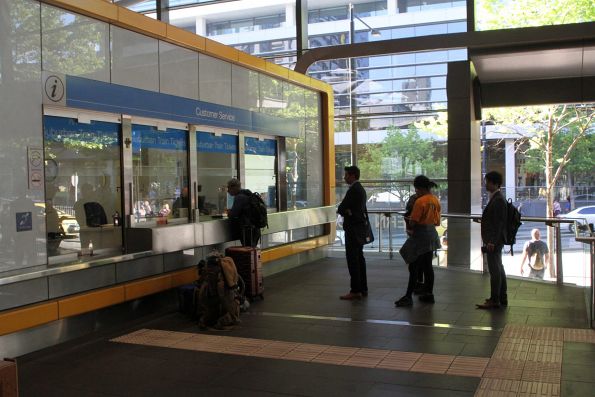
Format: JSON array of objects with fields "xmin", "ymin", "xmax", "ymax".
[
  {"xmin": 196, "ymin": 129, "xmax": 238, "ymax": 220},
  {"xmin": 244, "ymin": 135, "xmax": 278, "ymax": 212},
  {"xmin": 43, "ymin": 109, "xmax": 122, "ymax": 263},
  {"xmin": 131, "ymin": 122, "xmax": 189, "ymax": 224}
]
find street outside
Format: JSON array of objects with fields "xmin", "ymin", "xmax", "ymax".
[{"xmin": 334, "ymin": 221, "xmax": 592, "ymax": 287}]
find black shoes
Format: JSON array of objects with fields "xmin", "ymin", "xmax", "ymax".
[
  {"xmin": 395, "ymin": 296, "xmax": 413, "ymax": 307},
  {"xmin": 418, "ymin": 294, "xmax": 435, "ymax": 303}
]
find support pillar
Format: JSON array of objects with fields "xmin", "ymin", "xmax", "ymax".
[
  {"xmin": 447, "ymin": 61, "xmax": 483, "ymax": 270},
  {"xmin": 504, "ymin": 139, "xmax": 516, "ymax": 201}
]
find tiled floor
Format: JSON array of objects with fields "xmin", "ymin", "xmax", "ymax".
[{"xmin": 17, "ymin": 255, "xmax": 595, "ymax": 396}]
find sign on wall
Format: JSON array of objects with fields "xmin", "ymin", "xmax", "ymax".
[{"xmin": 27, "ymin": 147, "xmax": 43, "ymax": 190}]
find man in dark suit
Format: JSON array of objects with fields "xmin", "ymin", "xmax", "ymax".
[
  {"xmin": 337, "ymin": 166, "xmax": 368, "ymax": 300},
  {"xmin": 477, "ymin": 171, "xmax": 508, "ymax": 309}
]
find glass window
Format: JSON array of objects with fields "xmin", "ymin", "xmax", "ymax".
[
  {"xmin": 44, "ymin": 115, "xmax": 122, "ymax": 260},
  {"xmin": 131, "ymin": 124, "xmax": 188, "ymax": 223},
  {"xmin": 244, "ymin": 136, "xmax": 277, "ymax": 211},
  {"xmin": 448, "ymin": 21, "xmax": 467, "ymax": 33},
  {"xmin": 41, "ymin": 4, "xmax": 110, "ymax": 82},
  {"xmin": 416, "ymin": 63, "xmax": 447, "ymax": 76},
  {"xmin": 415, "ymin": 23, "xmax": 447, "ymax": 36},
  {"xmin": 196, "ymin": 131, "xmax": 238, "ymax": 219},
  {"xmin": 304, "ymin": 90, "xmax": 323, "ymax": 208}
]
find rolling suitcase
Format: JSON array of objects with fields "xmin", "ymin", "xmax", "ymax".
[{"xmin": 225, "ymin": 246, "xmax": 263, "ymax": 301}]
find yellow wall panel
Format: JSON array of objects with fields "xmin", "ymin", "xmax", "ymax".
[
  {"xmin": 205, "ymin": 38, "xmax": 239, "ymax": 62},
  {"xmin": 238, "ymin": 51, "xmax": 267, "ymax": 71},
  {"xmin": 288, "ymin": 71, "xmax": 312, "ymax": 87},
  {"xmin": 0, "ymin": 303, "xmax": 58, "ymax": 336},
  {"xmin": 166, "ymin": 25, "xmax": 206, "ymax": 51},
  {"xmin": 58, "ymin": 287, "xmax": 125, "ymax": 318},
  {"xmin": 117, "ymin": 7, "xmax": 167, "ymax": 37},
  {"xmin": 265, "ymin": 63, "xmax": 289, "ymax": 80},
  {"xmin": 125, "ymin": 275, "xmax": 172, "ymax": 301},
  {"xmin": 43, "ymin": 0, "xmax": 118, "ymax": 22},
  {"xmin": 171, "ymin": 268, "xmax": 198, "ymax": 287}
]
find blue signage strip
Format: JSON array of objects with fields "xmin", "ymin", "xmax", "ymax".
[
  {"xmin": 65, "ymin": 75, "xmax": 300, "ymax": 137},
  {"xmin": 44, "ymin": 115, "xmax": 119, "ymax": 146},
  {"xmin": 245, "ymin": 137, "xmax": 276, "ymax": 156},
  {"xmin": 132, "ymin": 125, "xmax": 187, "ymax": 152},
  {"xmin": 196, "ymin": 131, "xmax": 237, "ymax": 154}
]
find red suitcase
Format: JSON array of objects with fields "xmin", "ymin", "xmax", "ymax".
[{"xmin": 225, "ymin": 246, "xmax": 264, "ymax": 301}]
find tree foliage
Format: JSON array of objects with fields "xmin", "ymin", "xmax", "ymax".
[{"xmin": 476, "ymin": 0, "xmax": 595, "ymax": 30}]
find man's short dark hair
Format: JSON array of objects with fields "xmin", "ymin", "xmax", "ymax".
[
  {"xmin": 344, "ymin": 165, "xmax": 360, "ymax": 180},
  {"xmin": 485, "ymin": 171, "xmax": 503, "ymax": 187}
]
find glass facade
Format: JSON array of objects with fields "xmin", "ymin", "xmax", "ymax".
[
  {"xmin": 196, "ymin": 130, "xmax": 238, "ymax": 219},
  {"xmin": 44, "ymin": 115, "xmax": 122, "ymax": 260},
  {"xmin": 131, "ymin": 124, "xmax": 189, "ymax": 223}
]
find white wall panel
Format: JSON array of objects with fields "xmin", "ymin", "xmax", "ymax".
[
  {"xmin": 199, "ymin": 53, "xmax": 231, "ymax": 106},
  {"xmin": 159, "ymin": 40, "xmax": 199, "ymax": 100},
  {"xmin": 111, "ymin": 26, "xmax": 159, "ymax": 91},
  {"xmin": 41, "ymin": 4, "xmax": 110, "ymax": 82},
  {"xmin": 0, "ymin": 0, "xmax": 45, "ymax": 272}
]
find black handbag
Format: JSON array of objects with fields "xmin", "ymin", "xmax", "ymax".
[{"xmin": 362, "ymin": 208, "xmax": 375, "ymax": 245}]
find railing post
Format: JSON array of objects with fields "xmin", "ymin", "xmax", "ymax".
[
  {"xmin": 387, "ymin": 213, "xmax": 393, "ymax": 259},
  {"xmin": 555, "ymin": 223, "xmax": 563, "ymax": 285}
]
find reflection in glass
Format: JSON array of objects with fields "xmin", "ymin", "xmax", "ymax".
[
  {"xmin": 244, "ymin": 137, "xmax": 277, "ymax": 211},
  {"xmin": 132, "ymin": 124, "xmax": 188, "ymax": 223},
  {"xmin": 43, "ymin": 115, "xmax": 121, "ymax": 260},
  {"xmin": 196, "ymin": 131, "xmax": 237, "ymax": 219},
  {"xmin": 41, "ymin": 4, "xmax": 110, "ymax": 82}
]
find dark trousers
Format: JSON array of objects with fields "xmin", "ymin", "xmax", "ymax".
[
  {"xmin": 406, "ymin": 251, "xmax": 434, "ymax": 296},
  {"xmin": 486, "ymin": 246, "xmax": 507, "ymax": 303},
  {"xmin": 239, "ymin": 226, "xmax": 261, "ymax": 248},
  {"xmin": 345, "ymin": 233, "xmax": 367, "ymax": 294}
]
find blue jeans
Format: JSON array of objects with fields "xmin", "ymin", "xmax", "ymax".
[{"xmin": 486, "ymin": 245, "xmax": 507, "ymax": 303}]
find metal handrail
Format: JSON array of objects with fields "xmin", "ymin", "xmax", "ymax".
[{"xmin": 362, "ymin": 210, "xmax": 591, "ymax": 285}]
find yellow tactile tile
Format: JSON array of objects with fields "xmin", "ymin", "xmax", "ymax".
[
  {"xmin": 376, "ymin": 351, "xmax": 422, "ymax": 371},
  {"xmin": 484, "ymin": 358, "xmax": 525, "ymax": 380},
  {"xmin": 502, "ymin": 325, "xmax": 535, "ymax": 340},
  {"xmin": 411, "ymin": 353, "xmax": 455, "ymax": 374},
  {"xmin": 517, "ymin": 381, "xmax": 560, "ymax": 397},
  {"xmin": 475, "ymin": 378, "xmax": 521, "ymax": 396},
  {"xmin": 344, "ymin": 348, "xmax": 389, "ymax": 368},
  {"xmin": 531, "ymin": 327, "xmax": 564, "ymax": 342},
  {"xmin": 109, "ymin": 323, "xmax": 592, "ymax": 397},
  {"xmin": 311, "ymin": 346, "xmax": 357, "ymax": 365},
  {"xmin": 447, "ymin": 356, "xmax": 490, "ymax": 377},
  {"xmin": 522, "ymin": 361, "xmax": 561, "ymax": 383},
  {"xmin": 563, "ymin": 328, "xmax": 595, "ymax": 343}
]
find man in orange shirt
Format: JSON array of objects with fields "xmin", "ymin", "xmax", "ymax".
[{"xmin": 396, "ymin": 175, "xmax": 441, "ymax": 307}]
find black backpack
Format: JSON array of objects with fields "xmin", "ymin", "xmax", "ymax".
[
  {"xmin": 247, "ymin": 192, "xmax": 268, "ymax": 229},
  {"xmin": 504, "ymin": 198, "xmax": 522, "ymax": 255}
]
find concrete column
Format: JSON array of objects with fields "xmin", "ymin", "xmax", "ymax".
[
  {"xmin": 286, "ymin": 4, "xmax": 296, "ymax": 27},
  {"xmin": 195, "ymin": 17, "xmax": 206, "ymax": 36},
  {"xmin": 504, "ymin": 139, "xmax": 516, "ymax": 201},
  {"xmin": 387, "ymin": 0, "xmax": 398, "ymax": 15},
  {"xmin": 447, "ymin": 61, "xmax": 483, "ymax": 270}
]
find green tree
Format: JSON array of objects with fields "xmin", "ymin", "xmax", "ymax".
[
  {"xmin": 358, "ymin": 125, "xmax": 447, "ymax": 202},
  {"xmin": 476, "ymin": 0, "xmax": 595, "ymax": 30}
]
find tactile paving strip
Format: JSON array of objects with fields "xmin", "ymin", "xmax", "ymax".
[
  {"xmin": 112, "ymin": 329, "xmax": 484, "ymax": 377},
  {"xmin": 476, "ymin": 324, "xmax": 594, "ymax": 397}
]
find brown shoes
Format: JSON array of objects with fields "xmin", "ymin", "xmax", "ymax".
[
  {"xmin": 476, "ymin": 299, "xmax": 501, "ymax": 309},
  {"xmin": 340, "ymin": 292, "xmax": 362, "ymax": 300}
]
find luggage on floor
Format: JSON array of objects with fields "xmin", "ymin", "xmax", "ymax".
[
  {"xmin": 225, "ymin": 246, "xmax": 263, "ymax": 301},
  {"xmin": 177, "ymin": 283, "xmax": 199, "ymax": 318}
]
